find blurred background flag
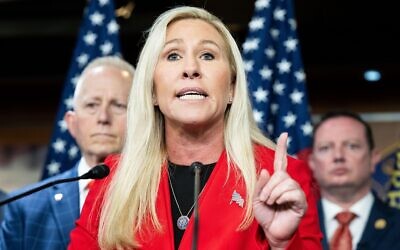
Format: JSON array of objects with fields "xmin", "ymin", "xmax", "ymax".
[
  {"xmin": 372, "ymin": 142, "xmax": 400, "ymax": 209},
  {"xmin": 41, "ymin": 0, "xmax": 121, "ymax": 179},
  {"xmin": 242, "ymin": 0, "xmax": 312, "ymax": 157}
]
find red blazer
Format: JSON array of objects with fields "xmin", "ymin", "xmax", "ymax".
[{"xmin": 69, "ymin": 145, "xmax": 322, "ymax": 249}]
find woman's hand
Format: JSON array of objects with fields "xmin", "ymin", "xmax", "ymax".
[{"xmin": 252, "ymin": 133, "xmax": 308, "ymax": 249}]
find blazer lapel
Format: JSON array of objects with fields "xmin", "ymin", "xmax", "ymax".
[{"xmin": 49, "ymin": 168, "xmax": 80, "ymax": 247}]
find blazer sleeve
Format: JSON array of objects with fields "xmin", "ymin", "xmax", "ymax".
[{"xmin": 0, "ymin": 200, "xmax": 25, "ymax": 249}]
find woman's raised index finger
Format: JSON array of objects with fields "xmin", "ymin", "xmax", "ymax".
[{"xmin": 274, "ymin": 132, "xmax": 288, "ymax": 171}]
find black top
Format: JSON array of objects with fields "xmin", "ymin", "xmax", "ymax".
[{"xmin": 167, "ymin": 161, "xmax": 216, "ymax": 249}]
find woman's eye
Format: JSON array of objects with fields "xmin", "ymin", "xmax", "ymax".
[
  {"xmin": 167, "ymin": 53, "xmax": 181, "ymax": 61},
  {"xmin": 201, "ymin": 52, "xmax": 214, "ymax": 60}
]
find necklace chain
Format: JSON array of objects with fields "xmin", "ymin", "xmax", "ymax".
[
  {"xmin": 167, "ymin": 162, "xmax": 215, "ymax": 230},
  {"xmin": 167, "ymin": 169, "xmax": 198, "ymax": 217}
]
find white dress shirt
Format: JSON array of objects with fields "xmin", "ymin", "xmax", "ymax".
[
  {"xmin": 77, "ymin": 158, "xmax": 92, "ymax": 212},
  {"xmin": 322, "ymin": 192, "xmax": 374, "ymax": 250}
]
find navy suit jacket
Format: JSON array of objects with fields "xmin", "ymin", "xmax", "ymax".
[
  {"xmin": 318, "ymin": 194, "xmax": 400, "ymax": 250},
  {"xmin": 0, "ymin": 190, "xmax": 7, "ymax": 221},
  {"xmin": 0, "ymin": 167, "xmax": 80, "ymax": 250}
]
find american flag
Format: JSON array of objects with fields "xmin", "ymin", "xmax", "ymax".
[
  {"xmin": 41, "ymin": 0, "xmax": 121, "ymax": 179},
  {"xmin": 242, "ymin": 0, "xmax": 312, "ymax": 156}
]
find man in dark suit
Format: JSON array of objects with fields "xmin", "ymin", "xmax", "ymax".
[
  {"xmin": 0, "ymin": 56, "xmax": 134, "ymax": 250},
  {"xmin": 308, "ymin": 111, "xmax": 400, "ymax": 250}
]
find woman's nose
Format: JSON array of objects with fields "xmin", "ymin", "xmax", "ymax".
[
  {"xmin": 182, "ymin": 71, "xmax": 200, "ymax": 79},
  {"xmin": 182, "ymin": 56, "xmax": 201, "ymax": 79}
]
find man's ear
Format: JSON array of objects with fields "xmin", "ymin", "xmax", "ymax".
[
  {"xmin": 370, "ymin": 149, "xmax": 382, "ymax": 173},
  {"xmin": 64, "ymin": 110, "xmax": 77, "ymax": 138},
  {"xmin": 308, "ymin": 153, "xmax": 316, "ymax": 172}
]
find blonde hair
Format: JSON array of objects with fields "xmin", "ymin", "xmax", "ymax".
[{"xmin": 98, "ymin": 6, "xmax": 274, "ymax": 249}]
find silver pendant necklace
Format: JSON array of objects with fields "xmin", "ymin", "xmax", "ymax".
[{"xmin": 167, "ymin": 169, "xmax": 199, "ymax": 230}]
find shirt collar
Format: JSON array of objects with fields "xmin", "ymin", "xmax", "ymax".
[
  {"xmin": 349, "ymin": 191, "xmax": 374, "ymax": 221},
  {"xmin": 77, "ymin": 158, "xmax": 92, "ymax": 191},
  {"xmin": 322, "ymin": 191, "xmax": 374, "ymax": 221},
  {"xmin": 77, "ymin": 157, "xmax": 91, "ymax": 177}
]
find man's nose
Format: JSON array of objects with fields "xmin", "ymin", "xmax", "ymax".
[
  {"xmin": 97, "ymin": 105, "xmax": 111, "ymax": 124},
  {"xmin": 333, "ymin": 146, "xmax": 345, "ymax": 163}
]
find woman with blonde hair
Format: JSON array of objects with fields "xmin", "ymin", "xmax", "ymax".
[{"xmin": 69, "ymin": 6, "xmax": 322, "ymax": 250}]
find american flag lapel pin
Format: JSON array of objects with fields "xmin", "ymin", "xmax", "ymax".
[
  {"xmin": 230, "ymin": 190, "xmax": 244, "ymax": 208},
  {"xmin": 54, "ymin": 192, "xmax": 63, "ymax": 201}
]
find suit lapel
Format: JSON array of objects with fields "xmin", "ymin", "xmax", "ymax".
[
  {"xmin": 48, "ymin": 168, "xmax": 80, "ymax": 247},
  {"xmin": 317, "ymin": 201, "xmax": 329, "ymax": 250},
  {"xmin": 357, "ymin": 197, "xmax": 392, "ymax": 250}
]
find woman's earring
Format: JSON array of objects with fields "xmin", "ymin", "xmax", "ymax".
[{"xmin": 228, "ymin": 96, "xmax": 233, "ymax": 104}]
